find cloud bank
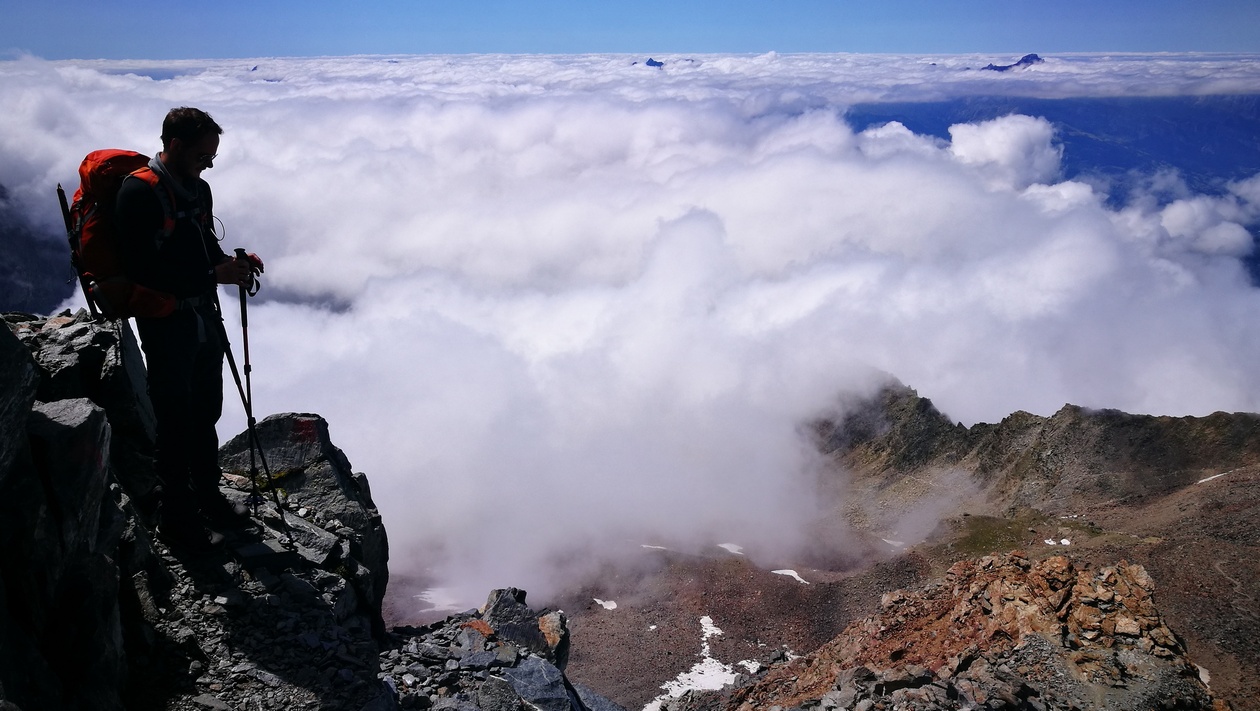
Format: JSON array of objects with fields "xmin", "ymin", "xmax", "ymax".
[{"xmin": 3, "ymin": 53, "xmax": 1259, "ymax": 606}]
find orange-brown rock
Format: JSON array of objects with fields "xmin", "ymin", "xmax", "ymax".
[{"xmin": 709, "ymin": 554, "xmax": 1219, "ymax": 711}]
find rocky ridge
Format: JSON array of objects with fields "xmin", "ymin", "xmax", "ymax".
[
  {"xmin": 674, "ymin": 552, "xmax": 1221, "ymax": 711},
  {"xmin": 1, "ymin": 310, "xmax": 622, "ymax": 711},
  {"xmin": 558, "ymin": 382, "xmax": 1256, "ymax": 710},
  {"xmin": 817, "ymin": 381, "xmax": 1260, "ymax": 519}
]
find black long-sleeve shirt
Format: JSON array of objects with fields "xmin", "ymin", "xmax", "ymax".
[{"xmin": 115, "ymin": 170, "xmax": 225, "ymax": 300}]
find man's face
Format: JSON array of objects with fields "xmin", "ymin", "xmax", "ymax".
[{"xmin": 170, "ymin": 133, "xmax": 220, "ymax": 180}]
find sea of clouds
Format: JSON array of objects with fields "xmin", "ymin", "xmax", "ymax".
[{"xmin": 3, "ymin": 52, "xmax": 1259, "ymax": 606}]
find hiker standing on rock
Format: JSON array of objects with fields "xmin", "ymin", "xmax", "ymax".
[{"xmin": 115, "ymin": 107, "xmax": 262, "ymax": 552}]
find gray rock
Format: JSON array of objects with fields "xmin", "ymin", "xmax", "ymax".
[
  {"xmin": 192, "ymin": 694, "xmax": 232, "ymax": 710},
  {"xmin": 477, "ymin": 676, "xmax": 524, "ymax": 711},
  {"xmin": 416, "ymin": 642, "xmax": 455, "ymax": 662},
  {"xmin": 572, "ymin": 681, "xmax": 630, "ymax": 711},
  {"xmin": 220, "ymin": 413, "xmax": 389, "ymax": 639},
  {"xmin": 280, "ymin": 572, "xmax": 320, "ymax": 602},
  {"xmin": 1, "ymin": 313, "xmax": 410, "ymax": 711},
  {"xmin": 280, "ymin": 512, "xmax": 345, "ymax": 566},
  {"xmin": 459, "ymin": 650, "xmax": 498, "ymax": 670},
  {"xmin": 431, "ymin": 698, "xmax": 479, "ymax": 711},
  {"xmin": 28, "ymin": 398, "xmax": 111, "ymax": 555},
  {"xmin": 20, "ymin": 314, "xmax": 158, "ymax": 506},
  {"xmin": 482, "ymin": 588, "xmax": 570, "ymax": 669},
  {"xmin": 501, "ymin": 655, "xmax": 578, "ymax": 711}
]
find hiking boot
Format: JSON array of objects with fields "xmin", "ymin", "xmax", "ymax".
[{"xmin": 200, "ymin": 494, "xmax": 253, "ymax": 528}]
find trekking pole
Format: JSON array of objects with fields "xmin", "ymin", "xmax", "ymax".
[
  {"xmin": 215, "ymin": 311, "xmax": 261, "ymax": 502},
  {"xmin": 214, "ymin": 252, "xmax": 288, "ymax": 532}
]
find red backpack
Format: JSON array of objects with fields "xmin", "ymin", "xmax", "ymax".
[{"xmin": 58, "ymin": 149, "xmax": 178, "ymax": 320}]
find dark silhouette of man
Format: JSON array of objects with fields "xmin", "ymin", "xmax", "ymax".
[{"xmin": 116, "ymin": 106, "xmax": 262, "ymax": 551}]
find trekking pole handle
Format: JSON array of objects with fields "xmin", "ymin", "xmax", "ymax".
[{"xmin": 234, "ymin": 248, "xmax": 260, "ymax": 297}]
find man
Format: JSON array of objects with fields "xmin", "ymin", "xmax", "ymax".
[{"xmin": 116, "ymin": 107, "xmax": 262, "ymax": 551}]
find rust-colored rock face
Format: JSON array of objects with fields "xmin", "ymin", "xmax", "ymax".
[{"xmin": 715, "ymin": 553, "xmax": 1218, "ymax": 711}]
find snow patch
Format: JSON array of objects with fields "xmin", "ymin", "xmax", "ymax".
[
  {"xmin": 772, "ymin": 569, "xmax": 811, "ymax": 584},
  {"xmin": 717, "ymin": 543, "xmax": 744, "ymax": 555},
  {"xmin": 1044, "ymin": 539, "xmax": 1058, "ymax": 545},
  {"xmin": 1197, "ymin": 471, "xmax": 1230, "ymax": 484},
  {"xmin": 594, "ymin": 598, "xmax": 617, "ymax": 610},
  {"xmin": 643, "ymin": 616, "xmax": 740, "ymax": 711},
  {"xmin": 881, "ymin": 538, "xmax": 906, "ymax": 548},
  {"xmin": 641, "ymin": 544, "xmax": 670, "ymax": 551},
  {"xmin": 414, "ymin": 587, "xmax": 465, "ymax": 613}
]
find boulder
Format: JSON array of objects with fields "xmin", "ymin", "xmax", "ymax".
[
  {"xmin": 482, "ymin": 587, "xmax": 571, "ymax": 670},
  {"xmin": 9, "ymin": 310, "xmax": 158, "ymax": 510},
  {"xmin": 219, "ymin": 412, "xmax": 390, "ymax": 639},
  {"xmin": 27, "ymin": 399, "xmax": 112, "ymax": 554},
  {"xmin": 501, "ymin": 655, "xmax": 577, "ymax": 711}
]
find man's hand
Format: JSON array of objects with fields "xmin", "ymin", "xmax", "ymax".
[
  {"xmin": 215, "ymin": 255, "xmax": 261, "ymax": 287},
  {"xmin": 243, "ymin": 252, "xmax": 265, "ymax": 277}
]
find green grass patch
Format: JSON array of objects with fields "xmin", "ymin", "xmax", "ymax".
[{"xmin": 930, "ymin": 510, "xmax": 1049, "ymax": 558}]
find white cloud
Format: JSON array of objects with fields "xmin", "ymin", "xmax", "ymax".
[
  {"xmin": 948, "ymin": 114, "xmax": 1063, "ymax": 189},
  {"xmin": 1161, "ymin": 195, "xmax": 1256, "ymax": 256},
  {"xmin": 5, "ymin": 53, "xmax": 1260, "ymax": 608}
]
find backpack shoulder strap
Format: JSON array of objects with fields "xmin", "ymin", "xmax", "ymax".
[{"xmin": 128, "ymin": 166, "xmax": 178, "ymax": 246}]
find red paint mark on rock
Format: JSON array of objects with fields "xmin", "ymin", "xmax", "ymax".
[{"xmin": 292, "ymin": 418, "xmax": 319, "ymax": 444}]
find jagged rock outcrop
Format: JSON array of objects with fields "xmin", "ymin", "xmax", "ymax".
[
  {"xmin": 1, "ymin": 309, "xmax": 622, "ymax": 711},
  {"xmin": 0, "ymin": 312, "xmax": 394, "ymax": 709},
  {"xmin": 678, "ymin": 553, "xmax": 1222, "ymax": 711},
  {"xmin": 10, "ymin": 309, "xmax": 159, "ymax": 511},
  {"xmin": 219, "ymin": 412, "xmax": 392, "ymax": 641},
  {"xmin": 1, "ymin": 313, "xmax": 166, "ymax": 711},
  {"xmin": 385, "ymin": 587, "xmax": 622, "ymax": 711},
  {"xmin": 1, "ymin": 314, "xmax": 144, "ymax": 711}
]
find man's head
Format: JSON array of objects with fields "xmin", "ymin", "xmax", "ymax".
[{"xmin": 160, "ymin": 107, "xmax": 222, "ymax": 181}]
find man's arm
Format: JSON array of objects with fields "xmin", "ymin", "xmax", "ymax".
[{"xmin": 198, "ymin": 181, "xmax": 263, "ymax": 287}]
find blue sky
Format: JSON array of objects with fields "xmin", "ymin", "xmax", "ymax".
[{"xmin": 5, "ymin": 0, "xmax": 1260, "ymax": 59}]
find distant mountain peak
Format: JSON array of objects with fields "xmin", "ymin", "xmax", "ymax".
[{"xmin": 982, "ymin": 53, "xmax": 1044, "ymax": 72}]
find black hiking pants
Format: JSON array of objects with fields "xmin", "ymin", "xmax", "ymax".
[{"xmin": 136, "ymin": 304, "xmax": 225, "ymax": 524}]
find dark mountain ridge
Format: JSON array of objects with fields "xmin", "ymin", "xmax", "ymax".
[{"xmin": 816, "ymin": 382, "xmax": 1260, "ymax": 514}]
